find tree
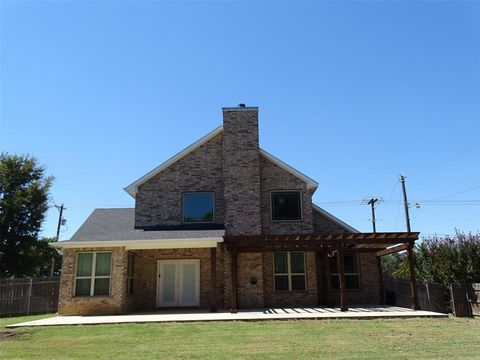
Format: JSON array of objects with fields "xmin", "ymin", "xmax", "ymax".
[
  {"xmin": 0, "ymin": 153, "xmax": 54, "ymax": 278},
  {"xmin": 382, "ymin": 231, "xmax": 480, "ymax": 286}
]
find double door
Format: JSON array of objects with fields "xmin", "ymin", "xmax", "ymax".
[{"xmin": 157, "ymin": 260, "xmax": 200, "ymax": 307}]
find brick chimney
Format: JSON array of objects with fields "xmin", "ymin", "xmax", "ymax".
[{"xmin": 222, "ymin": 105, "xmax": 262, "ymax": 235}]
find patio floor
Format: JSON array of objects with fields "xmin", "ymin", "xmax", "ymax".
[{"xmin": 7, "ymin": 306, "xmax": 447, "ymax": 327}]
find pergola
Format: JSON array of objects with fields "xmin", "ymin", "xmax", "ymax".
[{"xmin": 219, "ymin": 232, "xmax": 420, "ymax": 313}]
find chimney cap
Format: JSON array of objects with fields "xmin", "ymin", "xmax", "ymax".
[{"xmin": 238, "ymin": 103, "xmax": 246, "ymax": 107}]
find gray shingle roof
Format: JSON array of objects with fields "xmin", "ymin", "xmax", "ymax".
[{"xmin": 64, "ymin": 208, "xmax": 225, "ymax": 243}]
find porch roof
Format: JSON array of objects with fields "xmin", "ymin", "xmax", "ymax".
[
  {"xmin": 222, "ymin": 232, "xmax": 420, "ymax": 257},
  {"xmin": 52, "ymin": 208, "xmax": 224, "ymax": 249}
]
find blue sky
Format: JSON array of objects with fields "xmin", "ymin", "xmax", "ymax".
[{"xmin": 1, "ymin": 1, "xmax": 479, "ymax": 240}]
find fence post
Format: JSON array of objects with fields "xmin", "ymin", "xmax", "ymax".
[{"xmin": 26, "ymin": 277, "xmax": 33, "ymax": 315}]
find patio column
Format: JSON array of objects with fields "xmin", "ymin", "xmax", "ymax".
[
  {"xmin": 230, "ymin": 248, "xmax": 238, "ymax": 313},
  {"xmin": 377, "ymin": 257, "xmax": 384, "ymax": 304},
  {"xmin": 407, "ymin": 243, "xmax": 420, "ymax": 310},
  {"xmin": 210, "ymin": 247, "xmax": 217, "ymax": 312},
  {"xmin": 337, "ymin": 246, "xmax": 348, "ymax": 312}
]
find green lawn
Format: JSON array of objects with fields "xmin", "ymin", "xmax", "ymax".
[{"xmin": 0, "ymin": 315, "xmax": 479, "ymax": 359}]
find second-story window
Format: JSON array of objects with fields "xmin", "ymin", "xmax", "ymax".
[
  {"xmin": 271, "ymin": 191, "xmax": 302, "ymax": 221},
  {"xmin": 183, "ymin": 192, "xmax": 215, "ymax": 223}
]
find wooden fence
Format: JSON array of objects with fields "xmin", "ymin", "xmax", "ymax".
[
  {"xmin": 382, "ymin": 276, "xmax": 448, "ymax": 313},
  {"xmin": 0, "ymin": 277, "xmax": 60, "ymax": 317},
  {"xmin": 450, "ymin": 283, "xmax": 480, "ymax": 317}
]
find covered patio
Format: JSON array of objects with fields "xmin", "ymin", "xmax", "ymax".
[
  {"xmin": 7, "ymin": 305, "xmax": 446, "ymax": 328},
  {"xmin": 222, "ymin": 231, "xmax": 421, "ymax": 313}
]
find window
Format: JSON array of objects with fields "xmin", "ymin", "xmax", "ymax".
[
  {"xmin": 273, "ymin": 252, "xmax": 306, "ymax": 291},
  {"xmin": 271, "ymin": 191, "xmax": 302, "ymax": 221},
  {"xmin": 75, "ymin": 252, "xmax": 112, "ymax": 296},
  {"xmin": 126, "ymin": 253, "xmax": 135, "ymax": 295},
  {"xmin": 183, "ymin": 192, "xmax": 214, "ymax": 223},
  {"xmin": 329, "ymin": 254, "xmax": 361, "ymax": 290}
]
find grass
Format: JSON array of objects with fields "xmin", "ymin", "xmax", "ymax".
[{"xmin": 0, "ymin": 315, "xmax": 479, "ymax": 359}]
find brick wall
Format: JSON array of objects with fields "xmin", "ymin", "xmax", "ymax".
[
  {"xmin": 237, "ymin": 252, "xmax": 264, "ymax": 308},
  {"xmin": 128, "ymin": 248, "xmax": 217, "ymax": 311},
  {"xmin": 312, "ymin": 208, "xmax": 350, "ymax": 234},
  {"xmin": 58, "ymin": 247, "xmax": 128, "ymax": 315},
  {"xmin": 222, "ymin": 107, "xmax": 262, "ymax": 235},
  {"xmin": 135, "ymin": 133, "xmax": 225, "ymax": 228}
]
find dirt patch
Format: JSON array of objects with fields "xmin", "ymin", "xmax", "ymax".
[{"xmin": 0, "ymin": 331, "xmax": 16, "ymax": 340}]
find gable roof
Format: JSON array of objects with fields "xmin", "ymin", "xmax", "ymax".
[
  {"xmin": 312, "ymin": 204, "xmax": 359, "ymax": 233},
  {"xmin": 124, "ymin": 126, "xmax": 319, "ymax": 197}
]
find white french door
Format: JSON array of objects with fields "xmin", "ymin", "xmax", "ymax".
[{"xmin": 157, "ymin": 260, "xmax": 200, "ymax": 307}]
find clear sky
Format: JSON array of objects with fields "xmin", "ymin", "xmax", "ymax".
[{"xmin": 1, "ymin": 1, "xmax": 479, "ymax": 241}]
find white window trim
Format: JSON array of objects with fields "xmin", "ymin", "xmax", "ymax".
[
  {"xmin": 270, "ymin": 190, "xmax": 303, "ymax": 222},
  {"xmin": 182, "ymin": 192, "xmax": 215, "ymax": 224},
  {"xmin": 74, "ymin": 251, "xmax": 112, "ymax": 297},
  {"xmin": 273, "ymin": 251, "xmax": 306, "ymax": 291},
  {"xmin": 330, "ymin": 254, "xmax": 361, "ymax": 290}
]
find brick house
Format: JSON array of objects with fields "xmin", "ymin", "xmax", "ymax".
[{"xmin": 52, "ymin": 105, "xmax": 420, "ymax": 315}]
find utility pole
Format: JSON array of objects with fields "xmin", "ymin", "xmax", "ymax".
[
  {"xmin": 399, "ymin": 175, "xmax": 419, "ymax": 309},
  {"xmin": 367, "ymin": 198, "xmax": 378, "ymax": 233},
  {"xmin": 399, "ymin": 175, "xmax": 411, "ymax": 232},
  {"xmin": 52, "ymin": 204, "xmax": 66, "ymax": 277},
  {"xmin": 55, "ymin": 204, "xmax": 66, "ymax": 241}
]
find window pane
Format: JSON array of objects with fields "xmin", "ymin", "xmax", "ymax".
[
  {"xmin": 95, "ymin": 253, "xmax": 112, "ymax": 276},
  {"xmin": 344, "ymin": 255, "xmax": 358, "ymax": 274},
  {"xmin": 94, "ymin": 278, "xmax": 110, "ymax": 296},
  {"xmin": 291, "ymin": 275, "xmax": 306, "ymax": 290},
  {"xmin": 274, "ymin": 253, "xmax": 288, "ymax": 274},
  {"xmin": 127, "ymin": 254, "xmax": 134, "ymax": 277},
  {"xmin": 75, "ymin": 279, "xmax": 91, "ymax": 296},
  {"xmin": 345, "ymin": 275, "xmax": 360, "ymax": 290},
  {"xmin": 330, "ymin": 274, "xmax": 340, "ymax": 290},
  {"xmin": 272, "ymin": 192, "xmax": 301, "ymax": 221},
  {"xmin": 329, "ymin": 256, "xmax": 338, "ymax": 274},
  {"xmin": 274, "ymin": 275, "xmax": 289, "ymax": 291},
  {"xmin": 290, "ymin": 252, "xmax": 305, "ymax": 273},
  {"xmin": 76, "ymin": 253, "xmax": 93, "ymax": 277},
  {"xmin": 183, "ymin": 193, "xmax": 214, "ymax": 223},
  {"xmin": 126, "ymin": 278, "xmax": 134, "ymax": 295}
]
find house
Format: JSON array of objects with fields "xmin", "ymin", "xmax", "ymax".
[{"xmin": 52, "ymin": 105, "xmax": 420, "ymax": 315}]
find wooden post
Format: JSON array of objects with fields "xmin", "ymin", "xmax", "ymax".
[
  {"xmin": 230, "ymin": 248, "xmax": 238, "ymax": 313},
  {"xmin": 337, "ymin": 247, "xmax": 348, "ymax": 312},
  {"xmin": 315, "ymin": 252, "xmax": 324, "ymax": 306},
  {"xmin": 407, "ymin": 244, "xmax": 420, "ymax": 310},
  {"xmin": 376, "ymin": 256, "xmax": 384, "ymax": 304},
  {"xmin": 26, "ymin": 278, "xmax": 33, "ymax": 315},
  {"xmin": 210, "ymin": 247, "xmax": 217, "ymax": 312}
]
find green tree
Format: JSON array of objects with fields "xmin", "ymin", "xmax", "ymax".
[
  {"xmin": 382, "ymin": 231, "xmax": 480, "ymax": 286},
  {"xmin": 0, "ymin": 153, "xmax": 54, "ymax": 277}
]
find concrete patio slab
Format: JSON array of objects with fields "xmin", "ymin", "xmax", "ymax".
[{"xmin": 6, "ymin": 306, "xmax": 447, "ymax": 328}]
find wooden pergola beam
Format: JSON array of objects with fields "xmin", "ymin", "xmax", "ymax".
[{"xmin": 375, "ymin": 243, "xmax": 411, "ymax": 257}]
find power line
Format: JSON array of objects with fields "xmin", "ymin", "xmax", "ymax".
[{"xmin": 411, "ymin": 142, "xmax": 480, "ymax": 176}]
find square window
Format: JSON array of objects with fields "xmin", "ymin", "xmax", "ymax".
[
  {"xmin": 75, "ymin": 252, "xmax": 112, "ymax": 297},
  {"xmin": 271, "ymin": 191, "xmax": 302, "ymax": 221},
  {"xmin": 329, "ymin": 254, "xmax": 361, "ymax": 290},
  {"xmin": 273, "ymin": 251, "xmax": 306, "ymax": 291},
  {"xmin": 183, "ymin": 193, "xmax": 214, "ymax": 223}
]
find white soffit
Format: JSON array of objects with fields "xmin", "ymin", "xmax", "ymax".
[
  {"xmin": 312, "ymin": 204, "xmax": 359, "ymax": 233},
  {"xmin": 50, "ymin": 238, "xmax": 223, "ymax": 250},
  {"xmin": 124, "ymin": 125, "xmax": 319, "ymax": 198}
]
